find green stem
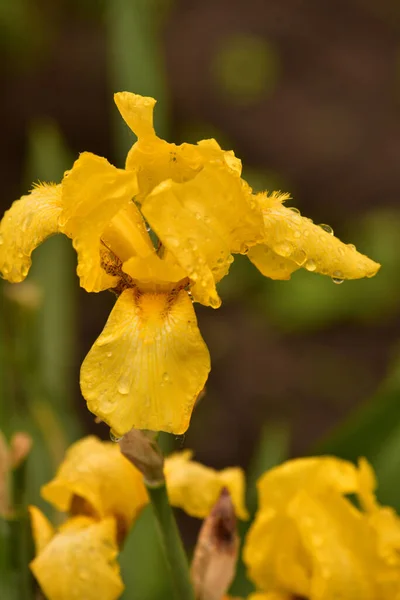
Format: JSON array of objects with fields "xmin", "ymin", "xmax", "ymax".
[{"xmin": 146, "ymin": 481, "xmax": 195, "ymax": 600}]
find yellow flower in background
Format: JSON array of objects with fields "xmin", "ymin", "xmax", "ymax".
[
  {"xmin": 0, "ymin": 92, "xmax": 380, "ymax": 436},
  {"xmin": 40, "ymin": 436, "xmax": 148, "ymax": 541},
  {"xmin": 30, "ymin": 508, "xmax": 123, "ymax": 600},
  {"xmin": 165, "ymin": 449, "xmax": 248, "ymax": 520},
  {"xmin": 29, "ymin": 436, "xmax": 248, "ymax": 599},
  {"xmin": 243, "ymin": 456, "xmax": 400, "ymax": 600}
]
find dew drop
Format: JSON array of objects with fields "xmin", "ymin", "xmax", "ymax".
[
  {"xmin": 305, "ymin": 259, "xmax": 316, "ymax": 272},
  {"xmin": 273, "ymin": 242, "xmax": 293, "ymax": 258},
  {"xmin": 21, "ymin": 265, "xmax": 29, "ymax": 277},
  {"xmin": 0, "ymin": 234, "xmax": 3, "ymax": 245},
  {"xmin": 347, "ymin": 243, "xmax": 356, "ymax": 250},
  {"xmin": 332, "ymin": 270, "xmax": 344, "ymax": 284},
  {"xmin": 289, "ymin": 207, "xmax": 300, "ymax": 215},
  {"xmin": 117, "ymin": 380, "xmax": 130, "ymax": 395},
  {"xmin": 319, "ymin": 223, "xmax": 334, "ymax": 235},
  {"xmin": 293, "ymin": 230, "xmax": 301, "ymax": 239},
  {"xmin": 162, "ymin": 372, "xmax": 170, "ymax": 382},
  {"xmin": 146, "ymin": 225, "xmax": 151, "ymax": 232},
  {"xmin": 106, "ymin": 351, "xmax": 113, "ymax": 358},
  {"xmin": 109, "ymin": 430, "xmax": 123, "ymax": 442}
]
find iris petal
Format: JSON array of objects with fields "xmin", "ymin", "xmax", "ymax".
[
  {"xmin": 165, "ymin": 450, "xmax": 248, "ymax": 519},
  {"xmin": 80, "ymin": 288, "xmax": 210, "ymax": 435},
  {"xmin": 0, "ymin": 183, "xmax": 61, "ymax": 282},
  {"xmin": 60, "ymin": 152, "xmax": 138, "ymax": 292},
  {"xmin": 30, "ymin": 517, "xmax": 123, "ymax": 600}
]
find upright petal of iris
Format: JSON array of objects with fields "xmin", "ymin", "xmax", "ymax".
[
  {"xmin": 30, "ymin": 515, "xmax": 123, "ymax": 600},
  {"xmin": 59, "ymin": 152, "xmax": 138, "ymax": 292},
  {"xmin": 0, "ymin": 183, "xmax": 62, "ymax": 282},
  {"xmin": 40, "ymin": 436, "xmax": 148, "ymax": 541},
  {"xmin": 164, "ymin": 450, "xmax": 248, "ymax": 519},
  {"xmin": 80, "ymin": 288, "xmax": 210, "ymax": 436},
  {"xmin": 142, "ymin": 166, "xmax": 263, "ymax": 307}
]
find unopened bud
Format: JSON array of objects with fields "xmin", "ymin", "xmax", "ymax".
[
  {"xmin": 119, "ymin": 429, "xmax": 164, "ymax": 485},
  {"xmin": 191, "ymin": 488, "xmax": 239, "ymax": 600}
]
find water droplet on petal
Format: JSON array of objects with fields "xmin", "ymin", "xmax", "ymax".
[
  {"xmin": 162, "ymin": 372, "xmax": 170, "ymax": 382},
  {"xmin": 348, "ymin": 243, "xmax": 356, "ymax": 250},
  {"xmin": 117, "ymin": 379, "xmax": 130, "ymax": 395},
  {"xmin": 0, "ymin": 234, "xmax": 3, "ymax": 245},
  {"xmin": 319, "ymin": 223, "xmax": 334, "ymax": 235},
  {"xmin": 273, "ymin": 242, "xmax": 293, "ymax": 258},
  {"xmin": 146, "ymin": 225, "xmax": 151, "ymax": 232},
  {"xmin": 332, "ymin": 270, "xmax": 344, "ymax": 284},
  {"xmin": 106, "ymin": 351, "xmax": 112, "ymax": 358},
  {"xmin": 21, "ymin": 264, "xmax": 29, "ymax": 277},
  {"xmin": 293, "ymin": 230, "xmax": 301, "ymax": 239},
  {"xmin": 305, "ymin": 259, "xmax": 316, "ymax": 272},
  {"xmin": 110, "ymin": 430, "xmax": 123, "ymax": 442},
  {"xmin": 289, "ymin": 207, "xmax": 301, "ymax": 215}
]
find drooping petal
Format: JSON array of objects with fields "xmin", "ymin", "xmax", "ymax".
[
  {"xmin": 164, "ymin": 450, "xmax": 248, "ymax": 519},
  {"xmin": 0, "ymin": 183, "xmax": 62, "ymax": 282},
  {"xmin": 60, "ymin": 153, "xmax": 138, "ymax": 292},
  {"xmin": 254, "ymin": 199, "xmax": 380, "ymax": 280},
  {"xmin": 256, "ymin": 456, "xmax": 358, "ymax": 509},
  {"xmin": 41, "ymin": 436, "xmax": 148, "ymax": 538},
  {"xmin": 30, "ymin": 517, "xmax": 123, "ymax": 600},
  {"xmin": 247, "ymin": 245, "xmax": 300, "ymax": 280},
  {"xmin": 80, "ymin": 288, "xmax": 210, "ymax": 436},
  {"xmin": 29, "ymin": 506, "xmax": 55, "ymax": 554}
]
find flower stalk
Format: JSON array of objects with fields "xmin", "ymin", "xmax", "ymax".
[{"xmin": 146, "ymin": 480, "xmax": 195, "ymax": 600}]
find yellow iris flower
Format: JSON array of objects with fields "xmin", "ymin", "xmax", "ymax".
[
  {"xmin": 29, "ymin": 436, "xmax": 247, "ymax": 600},
  {"xmin": 0, "ymin": 92, "xmax": 380, "ymax": 436},
  {"xmin": 243, "ymin": 456, "xmax": 400, "ymax": 600}
]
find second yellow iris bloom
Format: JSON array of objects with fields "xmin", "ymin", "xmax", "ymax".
[{"xmin": 0, "ymin": 92, "xmax": 380, "ymax": 436}]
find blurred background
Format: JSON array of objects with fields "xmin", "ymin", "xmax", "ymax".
[{"xmin": 1, "ymin": 0, "xmax": 400, "ymax": 597}]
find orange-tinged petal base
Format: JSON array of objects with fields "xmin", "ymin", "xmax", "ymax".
[{"xmin": 80, "ymin": 288, "xmax": 210, "ymax": 436}]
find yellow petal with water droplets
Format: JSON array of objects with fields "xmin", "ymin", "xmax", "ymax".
[
  {"xmin": 247, "ymin": 245, "xmax": 300, "ymax": 280},
  {"xmin": 259, "ymin": 203, "xmax": 380, "ymax": 280},
  {"xmin": 60, "ymin": 152, "xmax": 138, "ymax": 292},
  {"xmin": 30, "ymin": 517, "xmax": 123, "ymax": 600},
  {"xmin": 142, "ymin": 165, "xmax": 263, "ymax": 307},
  {"xmin": 80, "ymin": 289, "xmax": 210, "ymax": 436},
  {"xmin": 114, "ymin": 92, "xmax": 156, "ymax": 139},
  {"xmin": 0, "ymin": 183, "xmax": 61, "ymax": 282},
  {"xmin": 123, "ymin": 252, "xmax": 187, "ymax": 284},
  {"xmin": 288, "ymin": 490, "xmax": 377, "ymax": 600},
  {"xmin": 41, "ymin": 436, "xmax": 148, "ymax": 538},
  {"xmin": 164, "ymin": 450, "xmax": 248, "ymax": 519},
  {"xmin": 257, "ymin": 456, "xmax": 358, "ymax": 509},
  {"xmin": 29, "ymin": 506, "xmax": 55, "ymax": 554}
]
